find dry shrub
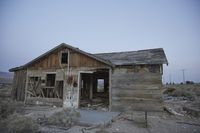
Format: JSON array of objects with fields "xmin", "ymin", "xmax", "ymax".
[
  {"xmin": 192, "ymin": 88, "xmax": 200, "ymax": 96},
  {"xmin": 171, "ymin": 90, "xmax": 195, "ymax": 100},
  {"xmin": 2, "ymin": 114, "xmax": 39, "ymax": 133},
  {"xmin": 47, "ymin": 109, "xmax": 80, "ymax": 127},
  {"xmin": 163, "ymin": 87, "xmax": 176, "ymax": 94},
  {"xmin": 95, "ymin": 129, "xmax": 110, "ymax": 133},
  {"xmin": 0, "ymin": 100, "xmax": 24, "ymax": 119}
]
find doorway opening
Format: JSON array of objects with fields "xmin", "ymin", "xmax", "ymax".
[{"xmin": 79, "ymin": 69, "xmax": 109, "ymax": 111}]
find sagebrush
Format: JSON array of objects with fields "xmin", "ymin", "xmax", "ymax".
[
  {"xmin": 0, "ymin": 100, "xmax": 24, "ymax": 119},
  {"xmin": 7, "ymin": 114, "xmax": 39, "ymax": 133},
  {"xmin": 47, "ymin": 109, "xmax": 80, "ymax": 127}
]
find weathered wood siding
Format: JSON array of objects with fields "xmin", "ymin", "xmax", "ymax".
[
  {"xmin": 69, "ymin": 52, "xmax": 107, "ymax": 67},
  {"xmin": 29, "ymin": 48, "xmax": 107, "ymax": 69},
  {"xmin": 12, "ymin": 70, "xmax": 27, "ymax": 101},
  {"xmin": 13, "ymin": 46, "xmax": 110, "ymax": 108},
  {"xmin": 111, "ymin": 65, "xmax": 163, "ymax": 112}
]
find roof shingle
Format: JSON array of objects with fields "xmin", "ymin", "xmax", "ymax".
[{"xmin": 94, "ymin": 48, "xmax": 168, "ymax": 65}]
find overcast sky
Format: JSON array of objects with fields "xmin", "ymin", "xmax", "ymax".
[{"xmin": 0, "ymin": 0, "xmax": 200, "ymax": 83}]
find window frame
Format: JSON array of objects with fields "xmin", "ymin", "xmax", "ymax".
[{"xmin": 61, "ymin": 51, "xmax": 68, "ymax": 64}]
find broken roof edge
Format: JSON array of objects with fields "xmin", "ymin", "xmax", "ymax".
[
  {"xmin": 115, "ymin": 62, "xmax": 168, "ymax": 66},
  {"xmin": 162, "ymin": 48, "xmax": 169, "ymax": 65},
  {"xmin": 9, "ymin": 66, "xmax": 25, "ymax": 72},
  {"xmin": 95, "ymin": 48, "xmax": 163, "ymax": 55},
  {"xmin": 9, "ymin": 43, "xmax": 114, "ymax": 72}
]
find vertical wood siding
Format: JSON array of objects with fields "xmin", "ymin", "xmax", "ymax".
[
  {"xmin": 12, "ymin": 70, "xmax": 27, "ymax": 101},
  {"xmin": 28, "ymin": 48, "xmax": 107, "ymax": 69}
]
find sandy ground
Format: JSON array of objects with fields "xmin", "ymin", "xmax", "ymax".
[
  {"xmin": 102, "ymin": 112, "xmax": 200, "ymax": 133},
  {"xmin": 1, "ymin": 84, "xmax": 200, "ymax": 133},
  {"xmin": 39, "ymin": 112, "xmax": 200, "ymax": 133},
  {"xmin": 23, "ymin": 105, "xmax": 200, "ymax": 133}
]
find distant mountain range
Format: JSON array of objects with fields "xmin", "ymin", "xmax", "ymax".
[{"xmin": 0, "ymin": 71, "xmax": 13, "ymax": 84}]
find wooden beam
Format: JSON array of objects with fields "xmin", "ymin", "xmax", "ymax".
[
  {"xmin": 24, "ymin": 69, "xmax": 28, "ymax": 104},
  {"xmin": 109, "ymin": 68, "xmax": 112, "ymax": 111}
]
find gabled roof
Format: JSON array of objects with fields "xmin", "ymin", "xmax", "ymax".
[
  {"xmin": 95, "ymin": 48, "xmax": 168, "ymax": 66},
  {"xmin": 9, "ymin": 44, "xmax": 168, "ymax": 72},
  {"xmin": 9, "ymin": 43, "xmax": 113, "ymax": 72}
]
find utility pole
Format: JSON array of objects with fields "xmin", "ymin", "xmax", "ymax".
[
  {"xmin": 181, "ymin": 69, "xmax": 186, "ymax": 84},
  {"xmin": 169, "ymin": 74, "xmax": 172, "ymax": 84}
]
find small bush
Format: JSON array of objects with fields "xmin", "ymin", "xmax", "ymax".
[
  {"xmin": 47, "ymin": 109, "xmax": 80, "ymax": 127},
  {"xmin": 95, "ymin": 129, "xmax": 110, "ymax": 133},
  {"xmin": 163, "ymin": 87, "xmax": 176, "ymax": 94},
  {"xmin": 171, "ymin": 90, "xmax": 195, "ymax": 100},
  {"xmin": 0, "ymin": 101, "xmax": 24, "ymax": 119},
  {"xmin": 3, "ymin": 114, "xmax": 39, "ymax": 133}
]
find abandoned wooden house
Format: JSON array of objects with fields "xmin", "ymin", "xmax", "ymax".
[{"xmin": 9, "ymin": 43, "xmax": 168, "ymax": 111}]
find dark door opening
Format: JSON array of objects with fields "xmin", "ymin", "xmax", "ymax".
[{"xmin": 79, "ymin": 69, "xmax": 109, "ymax": 111}]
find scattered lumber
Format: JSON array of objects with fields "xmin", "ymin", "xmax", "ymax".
[
  {"xmin": 176, "ymin": 121, "xmax": 200, "ymax": 127},
  {"xmin": 164, "ymin": 106, "xmax": 184, "ymax": 116}
]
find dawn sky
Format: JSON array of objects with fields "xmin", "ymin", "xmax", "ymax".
[{"xmin": 0, "ymin": 0, "xmax": 200, "ymax": 83}]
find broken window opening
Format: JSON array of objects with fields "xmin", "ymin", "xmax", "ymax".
[
  {"xmin": 46, "ymin": 74, "xmax": 56, "ymax": 87},
  {"xmin": 27, "ymin": 75, "xmax": 63, "ymax": 99},
  {"xmin": 61, "ymin": 52, "xmax": 68, "ymax": 64},
  {"xmin": 42, "ymin": 80, "xmax": 63, "ymax": 99},
  {"xmin": 41, "ymin": 80, "xmax": 45, "ymax": 83},
  {"xmin": 30, "ymin": 76, "xmax": 39, "ymax": 81},
  {"xmin": 27, "ymin": 76, "xmax": 43, "ymax": 98}
]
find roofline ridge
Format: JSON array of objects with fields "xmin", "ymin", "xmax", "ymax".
[
  {"xmin": 94, "ymin": 48, "xmax": 164, "ymax": 55},
  {"xmin": 9, "ymin": 43, "xmax": 114, "ymax": 71}
]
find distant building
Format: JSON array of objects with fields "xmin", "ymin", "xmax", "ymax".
[{"xmin": 10, "ymin": 43, "xmax": 168, "ymax": 111}]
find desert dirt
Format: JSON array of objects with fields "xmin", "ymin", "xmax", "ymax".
[{"xmin": 0, "ymin": 84, "xmax": 200, "ymax": 133}]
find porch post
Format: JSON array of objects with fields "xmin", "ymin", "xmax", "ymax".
[
  {"xmin": 109, "ymin": 68, "xmax": 112, "ymax": 111},
  {"xmin": 24, "ymin": 69, "xmax": 28, "ymax": 104}
]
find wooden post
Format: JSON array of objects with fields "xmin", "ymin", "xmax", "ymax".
[
  {"xmin": 109, "ymin": 68, "xmax": 112, "ymax": 111},
  {"xmin": 77, "ymin": 72, "xmax": 81, "ymax": 108},
  {"xmin": 24, "ymin": 69, "xmax": 28, "ymax": 105},
  {"xmin": 89, "ymin": 75, "xmax": 93, "ymax": 100}
]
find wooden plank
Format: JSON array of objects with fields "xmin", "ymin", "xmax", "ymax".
[
  {"xmin": 11, "ymin": 70, "xmax": 27, "ymax": 101},
  {"xmin": 112, "ymin": 93, "xmax": 162, "ymax": 100},
  {"xmin": 112, "ymin": 99, "xmax": 163, "ymax": 105},
  {"xmin": 112, "ymin": 73, "xmax": 161, "ymax": 83},
  {"xmin": 111, "ymin": 84, "xmax": 162, "ymax": 90},
  {"xmin": 112, "ymin": 96, "xmax": 163, "ymax": 102},
  {"xmin": 112, "ymin": 87, "xmax": 162, "ymax": 93},
  {"xmin": 111, "ymin": 103, "xmax": 164, "ymax": 112}
]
